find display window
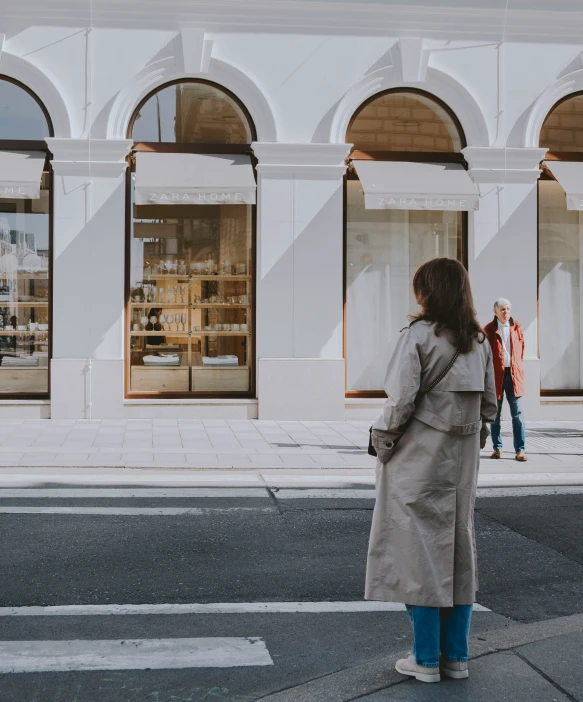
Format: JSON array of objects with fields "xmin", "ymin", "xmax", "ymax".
[
  {"xmin": 539, "ymin": 92, "xmax": 583, "ymax": 394},
  {"xmin": 0, "ymin": 77, "xmax": 52, "ymax": 397},
  {"xmin": 344, "ymin": 89, "xmax": 469, "ymax": 396},
  {"xmin": 126, "ymin": 80, "xmax": 256, "ymax": 397}
]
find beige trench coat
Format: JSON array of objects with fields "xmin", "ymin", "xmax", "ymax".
[{"xmin": 365, "ymin": 321, "xmax": 497, "ymax": 607}]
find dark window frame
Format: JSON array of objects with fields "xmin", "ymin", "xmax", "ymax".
[
  {"xmin": 124, "ymin": 79, "xmax": 258, "ymax": 400},
  {"xmin": 344, "ymin": 89, "xmax": 468, "ymax": 399},
  {"xmin": 0, "ymin": 76, "xmax": 53, "ymax": 400}
]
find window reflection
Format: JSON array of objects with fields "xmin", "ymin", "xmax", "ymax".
[
  {"xmin": 345, "ymin": 180, "xmax": 463, "ymax": 392},
  {"xmin": 131, "ymin": 82, "xmax": 252, "ymax": 145},
  {"xmin": 0, "ymin": 79, "xmax": 50, "ymax": 140},
  {"xmin": 0, "ymin": 171, "xmax": 50, "ymax": 394}
]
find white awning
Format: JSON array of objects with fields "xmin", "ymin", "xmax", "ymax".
[
  {"xmin": 135, "ymin": 152, "xmax": 256, "ymax": 206},
  {"xmin": 544, "ymin": 161, "xmax": 583, "ymax": 210},
  {"xmin": 351, "ymin": 160, "xmax": 479, "ymax": 211},
  {"xmin": 0, "ymin": 151, "xmax": 45, "ymax": 200}
]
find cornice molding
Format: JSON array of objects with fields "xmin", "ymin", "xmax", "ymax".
[
  {"xmin": 463, "ymin": 147, "xmax": 547, "ymax": 184},
  {"xmin": 6, "ymin": 2, "xmax": 583, "ymax": 42},
  {"xmin": 46, "ymin": 138, "xmax": 132, "ymax": 176},
  {"xmin": 252, "ymin": 142, "xmax": 351, "ymax": 178}
]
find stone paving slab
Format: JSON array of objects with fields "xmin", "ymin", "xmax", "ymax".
[
  {"xmin": 517, "ymin": 629, "xmax": 583, "ymax": 700},
  {"xmin": 358, "ymin": 651, "xmax": 571, "ymax": 701}
]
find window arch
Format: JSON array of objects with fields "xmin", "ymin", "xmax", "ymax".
[
  {"xmin": 347, "ymin": 89, "xmax": 465, "ymax": 153},
  {"xmin": 344, "ymin": 89, "xmax": 469, "ymax": 396},
  {"xmin": 0, "ymin": 75, "xmax": 52, "ymax": 141},
  {"xmin": 128, "ymin": 79, "xmax": 255, "ymax": 144},
  {"xmin": 540, "ymin": 93, "xmax": 583, "ymax": 153},
  {"xmin": 0, "ymin": 76, "xmax": 52, "ymax": 397},
  {"xmin": 126, "ymin": 80, "xmax": 256, "ymax": 398}
]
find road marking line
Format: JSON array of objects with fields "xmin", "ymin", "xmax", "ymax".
[
  {"xmin": 0, "ymin": 601, "xmax": 490, "ymax": 616},
  {"xmin": 0, "ymin": 637, "xmax": 273, "ymax": 673},
  {"xmin": 276, "ymin": 489, "xmax": 375, "ymax": 499},
  {"xmin": 0, "ymin": 488, "xmax": 268, "ymax": 498},
  {"xmin": 0, "ymin": 506, "xmax": 275, "ymax": 515},
  {"xmin": 477, "ymin": 486, "xmax": 583, "ymax": 497}
]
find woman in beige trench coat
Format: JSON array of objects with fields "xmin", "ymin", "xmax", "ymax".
[{"xmin": 366, "ymin": 258, "xmax": 497, "ymax": 684}]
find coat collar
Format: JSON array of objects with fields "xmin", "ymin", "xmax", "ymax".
[{"xmin": 492, "ymin": 316, "xmax": 514, "ymax": 330}]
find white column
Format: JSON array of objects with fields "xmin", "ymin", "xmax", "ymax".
[
  {"xmin": 463, "ymin": 147, "xmax": 547, "ymax": 419},
  {"xmin": 251, "ymin": 143, "xmax": 351, "ymax": 420},
  {"xmin": 46, "ymin": 138, "xmax": 132, "ymax": 419}
]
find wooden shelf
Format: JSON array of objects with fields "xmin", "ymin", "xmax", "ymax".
[
  {"xmin": 0, "ymin": 301, "xmax": 49, "ymax": 306},
  {"xmin": 4, "ymin": 273, "xmax": 49, "ymax": 280},
  {"xmin": 142, "ymin": 275, "xmax": 189, "ymax": 281},
  {"xmin": 130, "ymin": 331, "xmax": 189, "ymax": 336},
  {"xmin": 0, "ymin": 330, "xmax": 49, "ymax": 335},
  {"xmin": 192, "ymin": 331, "xmax": 250, "ymax": 336},
  {"xmin": 141, "ymin": 275, "xmax": 249, "ymax": 282},
  {"xmin": 131, "ymin": 302, "xmax": 249, "ymax": 308},
  {"xmin": 193, "ymin": 365, "xmax": 249, "ymax": 370},
  {"xmin": 192, "ymin": 303, "xmax": 250, "ymax": 308},
  {"xmin": 190, "ymin": 275, "xmax": 250, "ymax": 281},
  {"xmin": 130, "ymin": 302, "xmax": 187, "ymax": 307}
]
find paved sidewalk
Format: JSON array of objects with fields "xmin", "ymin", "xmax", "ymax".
[
  {"xmin": 0, "ymin": 419, "xmax": 582, "ymax": 485},
  {"xmin": 263, "ymin": 613, "xmax": 583, "ymax": 701}
]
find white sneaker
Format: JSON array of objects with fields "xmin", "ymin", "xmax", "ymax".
[
  {"xmin": 440, "ymin": 658, "xmax": 469, "ymax": 679},
  {"xmin": 395, "ymin": 654, "xmax": 440, "ymax": 683}
]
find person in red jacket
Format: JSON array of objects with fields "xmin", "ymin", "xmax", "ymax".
[{"xmin": 483, "ymin": 298, "xmax": 527, "ymax": 462}]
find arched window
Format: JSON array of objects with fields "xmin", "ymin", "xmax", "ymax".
[
  {"xmin": 539, "ymin": 92, "xmax": 583, "ymax": 393},
  {"xmin": 0, "ymin": 77, "xmax": 52, "ymax": 397},
  {"xmin": 345, "ymin": 89, "xmax": 471, "ymax": 395},
  {"xmin": 127, "ymin": 80, "xmax": 256, "ymax": 397},
  {"xmin": 347, "ymin": 91, "xmax": 463, "ymax": 153}
]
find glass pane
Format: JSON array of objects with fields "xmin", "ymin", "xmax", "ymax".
[
  {"xmin": 347, "ymin": 92, "xmax": 462, "ymax": 152},
  {"xmin": 0, "ymin": 167, "xmax": 50, "ymax": 394},
  {"xmin": 540, "ymin": 94, "xmax": 583, "ymax": 152},
  {"xmin": 0, "ymin": 80, "xmax": 50, "ymax": 139},
  {"xmin": 131, "ymin": 82, "xmax": 253, "ymax": 144},
  {"xmin": 129, "ymin": 176, "xmax": 252, "ymax": 394},
  {"xmin": 539, "ymin": 179, "xmax": 582, "ymax": 390},
  {"xmin": 345, "ymin": 179, "xmax": 462, "ymax": 392}
]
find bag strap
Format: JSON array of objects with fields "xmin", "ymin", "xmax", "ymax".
[{"xmin": 421, "ymin": 349, "xmax": 460, "ymax": 396}]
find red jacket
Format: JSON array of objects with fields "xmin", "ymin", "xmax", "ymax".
[{"xmin": 483, "ymin": 317, "xmax": 525, "ymax": 399}]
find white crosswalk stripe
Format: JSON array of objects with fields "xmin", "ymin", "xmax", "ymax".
[
  {"xmin": 0, "ymin": 601, "xmax": 491, "ymax": 616},
  {"xmin": 0, "ymin": 506, "xmax": 275, "ymax": 515},
  {"xmin": 0, "ymin": 637, "xmax": 274, "ymax": 673}
]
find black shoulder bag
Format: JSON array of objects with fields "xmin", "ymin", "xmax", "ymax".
[{"xmin": 368, "ymin": 348, "xmax": 460, "ymax": 457}]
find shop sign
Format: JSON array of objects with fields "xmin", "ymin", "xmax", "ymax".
[
  {"xmin": 376, "ymin": 197, "xmax": 469, "ymax": 209},
  {"xmin": 0, "ymin": 184, "xmax": 39, "ymax": 199},
  {"xmin": 144, "ymin": 191, "xmax": 251, "ymax": 204}
]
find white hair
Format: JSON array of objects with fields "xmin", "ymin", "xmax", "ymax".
[{"xmin": 494, "ymin": 298, "xmax": 511, "ymax": 310}]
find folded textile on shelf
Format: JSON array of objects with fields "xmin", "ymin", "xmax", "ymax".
[
  {"xmin": 202, "ymin": 355, "xmax": 239, "ymax": 366},
  {"xmin": 143, "ymin": 354, "xmax": 180, "ymax": 366},
  {"xmin": 1, "ymin": 356, "xmax": 39, "ymax": 366}
]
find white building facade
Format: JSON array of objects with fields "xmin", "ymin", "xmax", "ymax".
[{"xmin": 1, "ymin": 1, "xmax": 583, "ymax": 420}]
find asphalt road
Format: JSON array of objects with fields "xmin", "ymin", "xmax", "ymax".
[{"xmin": 0, "ymin": 489, "xmax": 581, "ymax": 701}]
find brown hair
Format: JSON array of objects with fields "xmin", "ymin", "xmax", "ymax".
[{"xmin": 410, "ymin": 258, "xmax": 484, "ymax": 353}]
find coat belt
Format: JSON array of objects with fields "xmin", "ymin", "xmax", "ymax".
[{"xmin": 414, "ymin": 407, "xmax": 482, "ymax": 436}]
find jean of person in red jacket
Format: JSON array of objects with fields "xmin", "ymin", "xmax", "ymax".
[{"xmin": 483, "ymin": 298, "xmax": 527, "ymax": 462}]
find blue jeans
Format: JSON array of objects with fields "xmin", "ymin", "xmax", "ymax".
[
  {"xmin": 406, "ymin": 605, "xmax": 473, "ymax": 668},
  {"xmin": 491, "ymin": 368, "xmax": 525, "ymax": 453}
]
